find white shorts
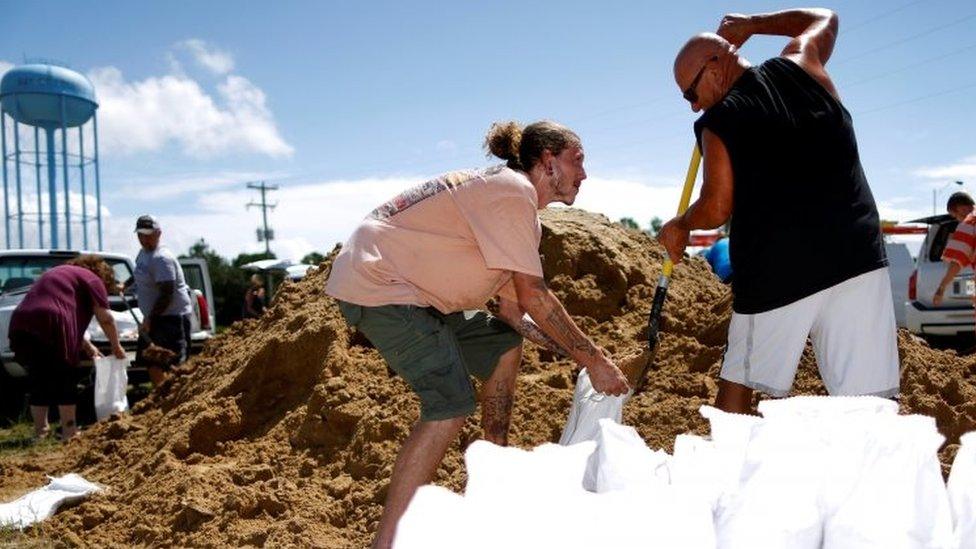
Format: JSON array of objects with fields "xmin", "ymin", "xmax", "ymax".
[{"xmin": 720, "ymin": 267, "xmax": 899, "ymax": 398}]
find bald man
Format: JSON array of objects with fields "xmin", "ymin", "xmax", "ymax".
[{"xmin": 658, "ymin": 9, "xmax": 898, "ymax": 413}]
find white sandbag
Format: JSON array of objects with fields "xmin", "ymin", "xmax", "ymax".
[
  {"xmin": 949, "ymin": 431, "xmax": 976, "ymax": 549},
  {"xmin": 714, "ymin": 416, "xmax": 825, "ymax": 549},
  {"xmin": 582, "ymin": 418, "xmax": 670, "ymax": 492},
  {"xmin": 559, "ymin": 369, "xmax": 631, "ymax": 445},
  {"xmin": 822, "ymin": 414, "xmax": 953, "ymax": 549},
  {"xmin": 699, "ymin": 405, "xmax": 762, "ymax": 450},
  {"xmin": 758, "ymin": 394, "xmax": 898, "ymax": 420},
  {"xmin": 669, "ymin": 434, "xmax": 724, "ymax": 506},
  {"xmin": 464, "ymin": 440, "xmax": 595, "ymax": 499},
  {"xmin": 94, "ymin": 356, "xmax": 129, "ymax": 421},
  {"xmin": 400, "ymin": 463, "xmax": 712, "ymax": 548},
  {"xmin": 0, "ymin": 474, "xmax": 101, "ymax": 529},
  {"xmin": 393, "ymin": 485, "xmax": 470, "ymax": 549}
]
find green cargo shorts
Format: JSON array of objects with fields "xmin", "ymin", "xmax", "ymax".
[{"xmin": 337, "ymin": 301, "xmax": 522, "ymax": 421}]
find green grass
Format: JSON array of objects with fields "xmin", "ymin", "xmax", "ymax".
[
  {"xmin": 0, "ymin": 421, "xmax": 62, "ymax": 459},
  {"xmin": 0, "ymin": 525, "xmax": 56, "ymax": 549}
]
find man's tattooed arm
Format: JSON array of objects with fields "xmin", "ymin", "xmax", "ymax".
[{"xmin": 512, "ymin": 314, "xmax": 569, "ymax": 357}]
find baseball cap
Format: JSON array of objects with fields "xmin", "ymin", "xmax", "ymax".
[{"xmin": 134, "ymin": 215, "xmax": 161, "ymax": 235}]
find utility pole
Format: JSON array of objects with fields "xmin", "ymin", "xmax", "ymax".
[{"xmin": 246, "ymin": 181, "xmax": 278, "ymax": 255}]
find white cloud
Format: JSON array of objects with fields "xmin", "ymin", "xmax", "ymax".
[
  {"xmin": 2, "ymin": 55, "xmax": 290, "ymax": 159},
  {"xmin": 876, "ymin": 198, "xmax": 929, "ymax": 223},
  {"xmin": 0, "ymin": 190, "xmax": 111, "ymax": 250},
  {"xmin": 90, "ymin": 65, "xmax": 293, "ymax": 158},
  {"xmin": 114, "ymin": 170, "xmax": 288, "ymax": 200},
  {"xmin": 568, "ymin": 175, "xmax": 686, "ymax": 228},
  {"xmin": 90, "ymin": 174, "xmax": 693, "ymax": 262},
  {"xmin": 913, "ymin": 155, "xmax": 976, "ymax": 181},
  {"xmin": 176, "ymin": 39, "xmax": 235, "ymax": 75},
  {"xmin": 0, "ymin": 60, "xmax": 12, "ymax": 78}
]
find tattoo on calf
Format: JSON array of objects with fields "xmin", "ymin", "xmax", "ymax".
[{"xmin": 482, "ymin": 382, "xmax": 514, "ymax": 443}]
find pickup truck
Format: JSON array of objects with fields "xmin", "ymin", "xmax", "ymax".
[
  {"xmin": 0, "ymin": 249, "xmax": 215, "ymax": 421},
  {"xmin": 904, "ymin": 215, "xmax": 975, "ymax": 337}
]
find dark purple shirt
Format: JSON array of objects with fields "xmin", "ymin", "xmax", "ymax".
[{"xmin": 10, "ymin": 265, "xmax": 109, "ymax": 364}]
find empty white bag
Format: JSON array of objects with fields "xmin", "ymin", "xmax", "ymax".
[
  {"xmin": 0, "ymin": 474, "xmax": 101, "ymax": 529},
  {"xmin": 94, "ymin": 356, "xmax": 129, "ymax": 421},
  {"xmin": 559, "ymin": 369, "xmax": 631, "ymax": 445}
]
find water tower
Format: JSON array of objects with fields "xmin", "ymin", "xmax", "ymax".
[{"xmin": 0, "ymin": 63, "xmax": 103, "ymax": 250}]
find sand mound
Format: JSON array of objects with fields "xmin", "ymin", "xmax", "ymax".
[{"xmin": 2, "ymin": 208, "xmax": 976, "ymax": 547}]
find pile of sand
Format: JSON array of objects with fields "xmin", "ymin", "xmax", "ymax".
[{"xmin": 2, "ymin": 208, "xmax": 976, "ymax": 548}]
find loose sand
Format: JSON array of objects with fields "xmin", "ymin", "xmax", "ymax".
[{"xmin": 2, "ymin": 208, "xmax": 975, "ymax": 548}]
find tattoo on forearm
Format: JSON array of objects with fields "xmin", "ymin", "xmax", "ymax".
[
  {"xmin": 544, "ymin": 309, "xmax": 597, "ymax": 358},
  {"xmin": 482, "ymin": 382, "xmax": 514, "ymax": 445},
  {"xmin": 514, "ymin": 317, "xmax": 568, "ymax": 357}
]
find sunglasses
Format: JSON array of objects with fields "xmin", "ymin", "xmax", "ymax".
[{"xmin": 682, "ymin": 56, "xmax": 718, "ymax": 104}]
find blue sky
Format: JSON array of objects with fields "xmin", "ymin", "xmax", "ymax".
[{"xmin": 1, "ymin": 0, "xmax": 975, "ymax": 260}]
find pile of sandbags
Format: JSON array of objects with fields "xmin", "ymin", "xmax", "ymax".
[
  {"xmin": 396, "ymin": 396, "xmax": 976, "ymax": 548},
  {"xmin": 395, "ymin": 433, "xmax": 715, "ymax": 549}
]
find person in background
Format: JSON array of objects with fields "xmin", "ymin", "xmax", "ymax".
[
  {"xmin": 243, "ymin": 274, "xmax": 267, "ymax": 318},
  {"xmin": 9, "ymin": 255, "xmax": 127, "ymax": 440},
  {"xmin": 703, "ymin": 236, "xmax": 733, "ymax": 283},
  {"xmin": 934, "ymin": 191, "xmax": 976, "ymax": 307},
  {"xmin": 124, "ymin": 215, "xmax": 193, "ymax": 386}
]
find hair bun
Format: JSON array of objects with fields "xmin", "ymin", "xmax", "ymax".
[{"xmin": 484, "ymin": 121, "xmax": 523, "ymax": 168}]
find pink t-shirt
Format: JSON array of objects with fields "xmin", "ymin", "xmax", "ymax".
[{"xmin": 326, "ymin": 165, "xmax": 543, "ymax": 313}]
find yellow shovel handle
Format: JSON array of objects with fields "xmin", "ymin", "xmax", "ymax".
[{"xmin": 661, "ymin": 145, "xmax": 703, "ymax": 278}]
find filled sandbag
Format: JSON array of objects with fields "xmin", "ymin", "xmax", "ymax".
[
  {"xmin": 947, "ymin": 431, "xmax": 976, "ymax": 549},
  {"xmin": 464, "ymin": 440, "xmax": 595, "ymax": 499},
  {"xmin": 394, "ymin": 486, "xmax": 469, "ymax": 549},
  {"xmin": 821, "ymin": 414, "xmax": 953, "ymax": 548},
  {"xmin": 583, "ymin": 418, "xmax": 669, "ymax": 492}
]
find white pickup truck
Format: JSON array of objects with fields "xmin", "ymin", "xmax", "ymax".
[{"xmin": 0, "ymin": 250, "xmax": 215, "ymax": 420}]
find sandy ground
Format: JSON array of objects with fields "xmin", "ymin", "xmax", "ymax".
[{"xmin": 1, "ymin": 208, "xmax": 975, "ymax": 548}]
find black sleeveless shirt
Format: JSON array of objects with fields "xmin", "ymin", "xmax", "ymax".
[{"xmin": 694, "ymin": 57, "xmax": 886, "ymax": 314}]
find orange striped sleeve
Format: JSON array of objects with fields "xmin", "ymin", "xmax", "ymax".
[
  {"xmin": 944, "ymin": 221, "xmax": 976, "ymax": 266},
  {"xmin": 943, "ymin": 247, "xmax": 971, "ymax": 267}
]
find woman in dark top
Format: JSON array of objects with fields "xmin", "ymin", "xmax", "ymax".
[{"xmin": 9, "ymin": 255, "xmax": 127, "ymax": 441}]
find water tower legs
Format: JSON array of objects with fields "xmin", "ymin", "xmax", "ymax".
[
  {"xmin": 13, "ymin": 120, "xmax": 24, "ymax": 248},
  {"xmin": 1, "ymin": 113, "xmax": 8, "ymax": 249},
  {"xmin": 79, "ymin": 126, "xmax": 88, "ymax": 249},
  {"xmin": 45, "ymin": 128, "xmax": 58, "ymax": 249},
  {"xmin": 94, "ymin": 112, "xmax": 102, "ymax": 251},
  {"xmin": 60, "ymin": 97, "xmax": 71, "ymax": 250},
  {"xmin": 34, "ymin": 126, "xmax": 43, "ymax": 248}
]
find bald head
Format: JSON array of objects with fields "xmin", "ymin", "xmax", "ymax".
[
  {"xmin": 674, "ymin": 33, "xmax": 731, "ymax": 82},
  {"xmin": 673, "ymin": 33, "xmax": 746, "ymax": 111}
]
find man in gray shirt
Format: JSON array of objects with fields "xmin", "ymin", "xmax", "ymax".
[{"xmin": 127, "ymin": 215, "xmax": 193, "ymax": 386}]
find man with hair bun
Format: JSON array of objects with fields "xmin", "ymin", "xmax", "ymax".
[{"xmin": 327, "ymin": 119, "xmax": 628, "ymax": 548}]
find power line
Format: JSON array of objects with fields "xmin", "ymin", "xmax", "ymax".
[
  {"xmin": 843, "ymin": 42, "xmax": 976, "ymax": 89},
  {"xmin": 833, "ymin": 12, "xmax": 976, "ymax": 65},
  {"xmin": 858, "ymin": 81, "xmax": 976, "ymax": 115},
  {"xmin": 842, "ymin": 0, "xmax": 931, "ymax": 33}
]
